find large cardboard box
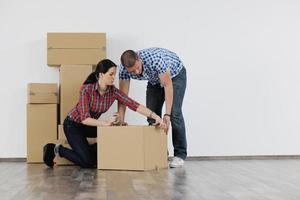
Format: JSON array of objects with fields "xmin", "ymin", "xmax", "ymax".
[
  {"xmin": 97, "ymin": 126, "xmax": 167, "ymax": 171},
  {"xmin": 60, "ymin": 65, "xmax": 93, "ymax": 124},
  {"xmin": 48, "ymin": 33, "xmax": 106, "ymax": 48},
  {"xmin": 47, "ymin": 33, "xmax": 106, "ymax": 66},
  {"xmin": 27, "ymin": 83, "xmax": 58, "ymax": 104},
  {"xmin": 48, "ymin": 49, "xmax": 105, "ymax": 66},
  {"xmin": 27, "ymin": 104, "xmax": 57, "ymax": 163}
]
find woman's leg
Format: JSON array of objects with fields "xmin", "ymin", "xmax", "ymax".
[{"xmin": 59, "ymin": 118, "xmax": 97, "ymax": 168}]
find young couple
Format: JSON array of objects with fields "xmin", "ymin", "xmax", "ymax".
[{"xmin": 43, "ymin": 48, "xmax": 187, "ymax": 168}]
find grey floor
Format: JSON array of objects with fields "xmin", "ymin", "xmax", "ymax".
[{"xmin": 1, "ymin": 159, "xmax": 300, "ymax": 200}]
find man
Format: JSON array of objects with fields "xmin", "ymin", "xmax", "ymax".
[{"xmin": 118, "ymin": 47, "xmax": 187, "ymax": 168}]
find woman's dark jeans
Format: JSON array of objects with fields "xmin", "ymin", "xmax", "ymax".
[{"xmin": 59, "ymin": 117, "xmax": 97, "ymax": 168}]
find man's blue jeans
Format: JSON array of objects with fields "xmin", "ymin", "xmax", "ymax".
[{"xmin": 146, "ymin": 67, "xmax": 187, "ymax": 159}]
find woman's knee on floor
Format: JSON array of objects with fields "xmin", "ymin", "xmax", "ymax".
[{"xmin": 79, "ymin": 154, "xmax": 96, "ymax": 168}]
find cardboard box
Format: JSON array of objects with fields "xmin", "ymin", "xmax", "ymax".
[
  {"xmin": 27, "ymin": 83, "xmax": 58, "ymax": 104},
  {"xmin": 48, "ymin": 49, "xmax": 105, "ymax": 65},
  {"xmin": 48, "ymin": 33, "xmax": 106, "ymax": 48},
  {"xmin": 27, "ymin": 104, "xmax": 57, "ymax": 163},
  {"xmin": 47, "ymin": 33, "xmax": 106, "ymax": 66},
  {"xmin": 97, "ymin": 126, "xmax": 167, "ymax": 171},
  {"xmin": 60, "ymin": 65, "xmax": 93, "ymax": 124}
]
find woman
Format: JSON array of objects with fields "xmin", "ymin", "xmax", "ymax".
[{"xmin": 43, "ymin": 59, "xmax": 166, "ymax": 168}]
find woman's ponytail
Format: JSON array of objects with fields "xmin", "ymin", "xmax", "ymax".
[
  {"xmin": 83, "ymin": 71, "xmax": 98, "ymax": 84},
  {"xmin": 83, "ymin": 59, "xmax": 117, "ymax": 85}
]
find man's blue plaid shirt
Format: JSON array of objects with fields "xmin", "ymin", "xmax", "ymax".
[{"xmin": 119, "ymin": 48, "xmax": 184, "ymax": 86}]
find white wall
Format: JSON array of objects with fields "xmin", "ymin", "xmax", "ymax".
[{"xmin": 1, "ymin": 0, "xmax": 300, "ymax": 158}]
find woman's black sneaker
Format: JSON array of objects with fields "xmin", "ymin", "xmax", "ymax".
[{"xmin": 43, "ymin": 143, "xmax": 55, "ymax": 168}]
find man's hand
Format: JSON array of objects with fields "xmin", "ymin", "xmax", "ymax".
[
  {"xmin": 152, "ymin": 116, "xmax": 168, "ymax": 133},
  {"xmin": 119, "ymin": 120, "xmax": 128, "ymax": 126},
  {"xmin": 153, "ymin": 116, "xmax": 166, "ymax": 129}
]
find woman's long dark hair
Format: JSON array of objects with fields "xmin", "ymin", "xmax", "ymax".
[{"xmin": 84, "ymin": 59, "xmax": 117, "ymax": 84}]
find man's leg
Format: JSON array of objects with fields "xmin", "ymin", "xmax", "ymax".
[
  {"xmin": 171, "ymin": 68, "xmax": 187, "ymax": 160},
  {"xmin": 146, "ymin": 83, "xmax": 165, "ymax": 124}
]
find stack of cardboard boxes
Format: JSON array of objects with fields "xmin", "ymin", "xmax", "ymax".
[
  {"xmin": 27, "ymin": 32, "xmax": 167, "ymax": 170},
  {"xmin": 50, "ymin": 33, "xmax": 106, "ymax": 165},
  {"xmin": 27, "ymin": 83, "xmax": 58, "ymax": 163},
  {"xmin": 27, "ymin": 33, "xmax": 105, "ymax": 164},
  {"xmin": 55, "ymin": 65, "xmax": 95, "ymax": 165},
  {"xmin": 47, "ymin": 33, "xmax": 106, "ymax": 66}
]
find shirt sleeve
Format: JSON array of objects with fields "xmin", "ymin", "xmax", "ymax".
[
  {"xmin": 118, "ymin": 64, "xmax": 131, "ymax": 80},
  {"xmin": 77, "ymin": 85, "xmax": 91, "ymax": 122},
  {"xmin": 113, "ymin": 86, "xmax": 140, "ymax": 111}
]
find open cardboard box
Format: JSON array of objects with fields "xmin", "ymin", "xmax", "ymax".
[{"xmin": 97, "ymin": 126, "xmax": 167, "ymax": 171}]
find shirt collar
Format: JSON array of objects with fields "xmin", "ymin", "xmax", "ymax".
[
  {"xmin": 93, "ymin": 82, "xmax": 112, "ymax": 94},
  {"xmin": 93, "ymin": 82, "xmax": 99, "ymax": 91}
]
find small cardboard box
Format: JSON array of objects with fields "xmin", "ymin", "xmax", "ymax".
[
  {"xmin": 27, "ymin": 104, "xmax": 57, "ymax": 163},
  {"xmin": 27, "ymin": 83, "xmax": 58, "ymax": 104},
  {"xmin": 47, "ymin": 32, "xmax": 106, "ymax": 66},
  {"xmin": 59, "ymin": 65, "xmax": 93, "ymax": 123},
  {"xmin": 97, "ymin": 126, "xmax": 167, "ymax": 171}
]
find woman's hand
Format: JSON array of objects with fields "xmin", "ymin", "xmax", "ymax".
[
  {"xmin": 153, "ymin": 116, "xmax": 167, "ymax": 133},
  {"xmin": 101, "ymin": 120, "xmax": 113, "ymax": 126}
]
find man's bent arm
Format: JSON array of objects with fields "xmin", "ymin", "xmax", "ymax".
[
  {"xmin": 118, "ymin": 79, "xmax": 130, "ymax": 122},
  {"xmin": 160, "ymin": 72, "xmax": 173, "ymax": 116}
]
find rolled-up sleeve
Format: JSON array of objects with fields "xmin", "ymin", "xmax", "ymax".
[
  {"xmin": 155, "ymin": 56, "xmax": 168, "ymax": 76},
  {"xmin": 113, "ymin": 87, "xmax": 140, "ymax": 111},
  {"xmin": 119, "ymin": 64, "xmax": 131, "ymax": 80},
  {"xmin": 78, "ymin": 85, "xmax": 91, "ymax": 122}
]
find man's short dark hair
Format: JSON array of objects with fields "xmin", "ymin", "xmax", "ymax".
[{"xmin": 121, "ymin": 50, "xmax": 138, "ymax": 68}]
